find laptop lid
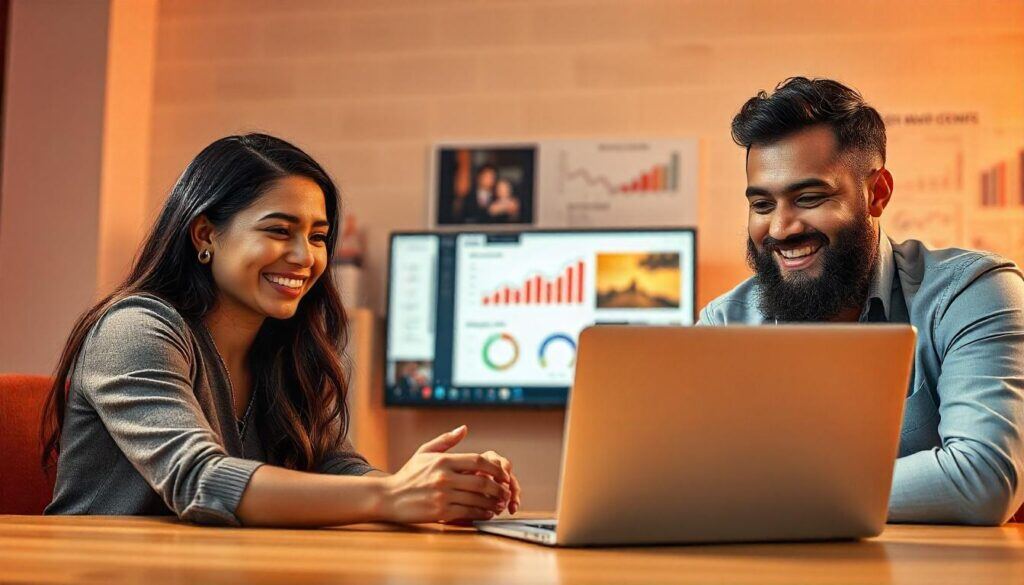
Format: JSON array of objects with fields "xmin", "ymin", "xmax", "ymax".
[{"xmin": 553, "ymin": 325, "xmax": 915, "ymax": 546}]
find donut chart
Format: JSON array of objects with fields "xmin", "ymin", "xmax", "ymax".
[
  {"xmin": 482, "ymin": 333, "xmax": 520, "ymax": 371},
  {"xmin": 538, "ymin": 333, "xmax": 577, "ymax": 368}
]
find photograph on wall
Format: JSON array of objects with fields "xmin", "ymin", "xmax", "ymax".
[{"xmin": 434, "ymin": 145, "xmax": 537, "ymax": 226}]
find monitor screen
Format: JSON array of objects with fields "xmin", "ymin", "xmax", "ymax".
[{"xmin": 384, "ymin": 228, "xmax": 697, "ymax": 407}]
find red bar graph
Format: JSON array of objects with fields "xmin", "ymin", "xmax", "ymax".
[
  {"xmin": 1020, "ymin": 149, "xmax": 1024, "ymax": 206},
  {"xmin": 481, "ymin": 261, "xmax": 587, "ymax": 306},
  {"xmin": 981, "ymin": 161, "xmax": 1010, "ymax": 207}
]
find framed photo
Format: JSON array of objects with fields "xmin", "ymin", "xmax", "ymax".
[{"xmin": 431, "ymin": 143, "xmax": 537, "ymax": 227}]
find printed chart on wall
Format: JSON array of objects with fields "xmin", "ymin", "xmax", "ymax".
[
  {"xmin": 450, "ymin": 231, "xmax": 695, "ymax": 389},
  {"xmin": 537, "ymin": 139, "xmax": 699, "ymax": 228},
  {"xmin": 883, "ymin": 112, "xmax": 1024, "ymax": 267},
  {"xmin": 431, "ymin": 139, "xmax": 699, "ymax": 229}
]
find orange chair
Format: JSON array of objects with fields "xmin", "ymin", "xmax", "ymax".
[{"xmin": 0, "ymin": 374, "xmax": 56, "ymax": 514}]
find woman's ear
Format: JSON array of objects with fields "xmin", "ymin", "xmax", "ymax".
[{"xmin": 190, "ymin": 215, "xmax": 217, "ymax": 253}]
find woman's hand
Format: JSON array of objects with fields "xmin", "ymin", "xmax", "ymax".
[
  {"xmin": 379, "ymin": 426, "xmax": 518, "ymax": 524},
  {"xmin": 479, "ymin": 451, "xmax": 521, "ymax": 514}
]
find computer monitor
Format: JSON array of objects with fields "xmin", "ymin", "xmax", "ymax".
[{"xmin": 384, "ymin": 228, "xmax": 697, "ymax": 407}]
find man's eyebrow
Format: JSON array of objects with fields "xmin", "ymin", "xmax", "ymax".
[
  {"xmin": 783, "ymin": 178, "xmax": 836, "ymax": 193},
  {"xmin": 744, "ymin": 178, "xmax": 836, "ymax": 198},
  {"xmin": 257, "ymin": 212, "xmax": 330, "ymax": 228}
]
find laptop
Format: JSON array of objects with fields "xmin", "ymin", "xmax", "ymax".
[{"xmin": 475, "ymin": 324, "xmax": 915, "ymax": 547}]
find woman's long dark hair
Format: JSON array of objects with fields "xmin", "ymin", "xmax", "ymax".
[{"xmin": 41, "ymin": 133, "xmax": 351, "ymax": 471}]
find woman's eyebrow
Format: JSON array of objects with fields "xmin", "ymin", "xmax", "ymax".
[{"xmin": 257, "ymin": 212, "xmax": 330, "ymax": 228}]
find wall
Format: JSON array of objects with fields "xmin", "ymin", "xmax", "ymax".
[
  {"xmin": 98, "ymin": 0, "xmax": 159, "ymax": 293},
  {"xmin": 147, "ymin": 0, "xmax": 1022, "ymax": 510},
  {"xmin": 0, "ymin": 0, "xmax": 160, "ymax": 375},
  {"xmin": 0, "ymin": 0, "xmax": 110, "ymax": 374}
]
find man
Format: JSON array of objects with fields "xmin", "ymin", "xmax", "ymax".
[
  {"xmin": 699, "ymin": 77, "xmax": 1024, "ymax": 525},
  {"xmin": 462, "ymin": 163, "xmax": 498, "ymax": 224}
]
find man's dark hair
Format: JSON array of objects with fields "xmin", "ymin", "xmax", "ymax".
[{"xmin": 731, "ymin": 77, "xmax": 886, "ymax": 170}]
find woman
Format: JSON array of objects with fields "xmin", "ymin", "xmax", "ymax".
[
  {"xmin": 41, "ymin": 134, "xmax": 520, "ymax": 527},
  {"xmin": 486, "ymin": 179, "xmax": 521, "ymax": 223}
]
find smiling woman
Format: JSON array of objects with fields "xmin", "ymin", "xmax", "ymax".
[{"xmin": 40, "ymin": 134, "xmax": 520, "ymax": 527}]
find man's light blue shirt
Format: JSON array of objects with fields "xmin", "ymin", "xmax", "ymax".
[{"xmin": 698, "ymin": 230, "xmax": 1024, "ymax": 525}]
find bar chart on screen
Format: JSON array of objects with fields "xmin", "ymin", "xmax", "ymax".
[
  {"xmin": 454, "ymin": 238, "xmax": 595, "ymax": 386},
  {"xmin": 450, "ymin": 231, "xmax": 695, "ymax": 388},
  {"xmin": 480, "ymin": 260, "xmax": 587, "ymax": 307}
]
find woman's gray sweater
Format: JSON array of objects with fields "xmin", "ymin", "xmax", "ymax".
[{"xmin": 45, "ymin": 294, "xmax": 373, "ymax": 525}]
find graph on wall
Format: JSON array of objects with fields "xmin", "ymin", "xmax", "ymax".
[
  {"xmin": 559, "ymin": 151, "xmax": 681, "ymax": 195},
  {"xmin": 537, "ymin": 139, "xmax": 699, "ymax": 228},
  {"xmin": 883, "ymin": 118, "xmax": 1024, "ymax": 267},
  {"xmin": 885, "ymin": 203, "xmax": 962, "ymax": 249}
]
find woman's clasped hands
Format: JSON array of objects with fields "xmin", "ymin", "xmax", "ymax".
[{"xmin": 380, "ymin": 425, "xmax": 521, "ymax": 524}]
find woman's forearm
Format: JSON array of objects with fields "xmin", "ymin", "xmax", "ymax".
[
  {"xmin": 235, "ymin": 464, "xmax": 386, "ymax": 527},
  {"xmin": 233, "ymin": 427, "xmax": 520, "ymax": 527}
]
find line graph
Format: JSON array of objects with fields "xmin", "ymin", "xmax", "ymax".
[
  {"xmin": 561, "ymin": 165, "xmax": 617, "ymax": 194},
  {"xmin": 558, "ymin": 151, "xmax": 679, "ymax": 196},
  {"xmin": 885, "ymin": 204, "xmax": 961, "ymax": 249}
]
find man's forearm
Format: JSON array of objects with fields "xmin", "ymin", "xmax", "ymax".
[{"xmin": 889, "ymin": 446, "xmax": 1020, "ymax": 525}]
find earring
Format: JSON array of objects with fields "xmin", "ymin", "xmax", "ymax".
[{"xmin": 198, "ymin": 249, "xmax": 212, "ymax": 264}]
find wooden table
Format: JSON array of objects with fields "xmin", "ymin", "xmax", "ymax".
[{"xmin": 2, "ymin": 515, "xmax": 1022, "ymax": 584}]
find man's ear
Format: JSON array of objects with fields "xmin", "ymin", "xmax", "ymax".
[
  {"xmin": 868, "ymin": 168, "xmax": 893, "ymax": 218},
  {"xmin": 190, "ymin": 215, "xmax": 217, "ymax": 253}
]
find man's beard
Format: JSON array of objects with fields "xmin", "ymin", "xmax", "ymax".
[{"xmin": 746, "ymin": 218, "xmax": 877, "ymax": 322}]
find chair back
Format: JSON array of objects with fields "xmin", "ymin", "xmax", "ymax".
[{"xmin": 0, "ymin": 374, "xmax": 56, "ymax": 514}]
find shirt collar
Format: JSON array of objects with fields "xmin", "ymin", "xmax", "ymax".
[{"xmin": 861, "ymin": 228, "xmax": 896, "ymax": 321}]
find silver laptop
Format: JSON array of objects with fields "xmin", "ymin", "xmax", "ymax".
[{"xmin": 476, "ymin": 325, "xmax": 915, "ymax": 547}]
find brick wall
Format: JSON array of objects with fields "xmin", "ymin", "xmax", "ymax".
[{"xmin": 149, "ymin": 0, "xmax": 1024, "ymax": 310}]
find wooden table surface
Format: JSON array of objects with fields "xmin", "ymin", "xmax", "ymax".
[{"xmin": 2, "ymin": 515, "xmax": 1023, "ymax": 584}]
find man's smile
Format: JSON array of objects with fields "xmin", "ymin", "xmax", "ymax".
[{"xmin": 774, "ymin": 242, "xmax": 823, "ymax": 271}]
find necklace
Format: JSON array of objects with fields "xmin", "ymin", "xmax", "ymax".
[
  {"xmin": 237, "ymin": 391, "xmax": 255, "ymax": 438},
  {"xmin": 200, "ymin": 321, "xmax": 256, "ymax": 440}
]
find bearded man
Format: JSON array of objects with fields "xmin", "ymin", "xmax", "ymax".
[{"xmin": 699, "ymin": 77, "xmax": 1024, "ymax": 525}]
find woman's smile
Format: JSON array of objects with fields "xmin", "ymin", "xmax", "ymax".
[{"xmin": 262, "ymin": 272, "xmax": 308, "ymax": 298}]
